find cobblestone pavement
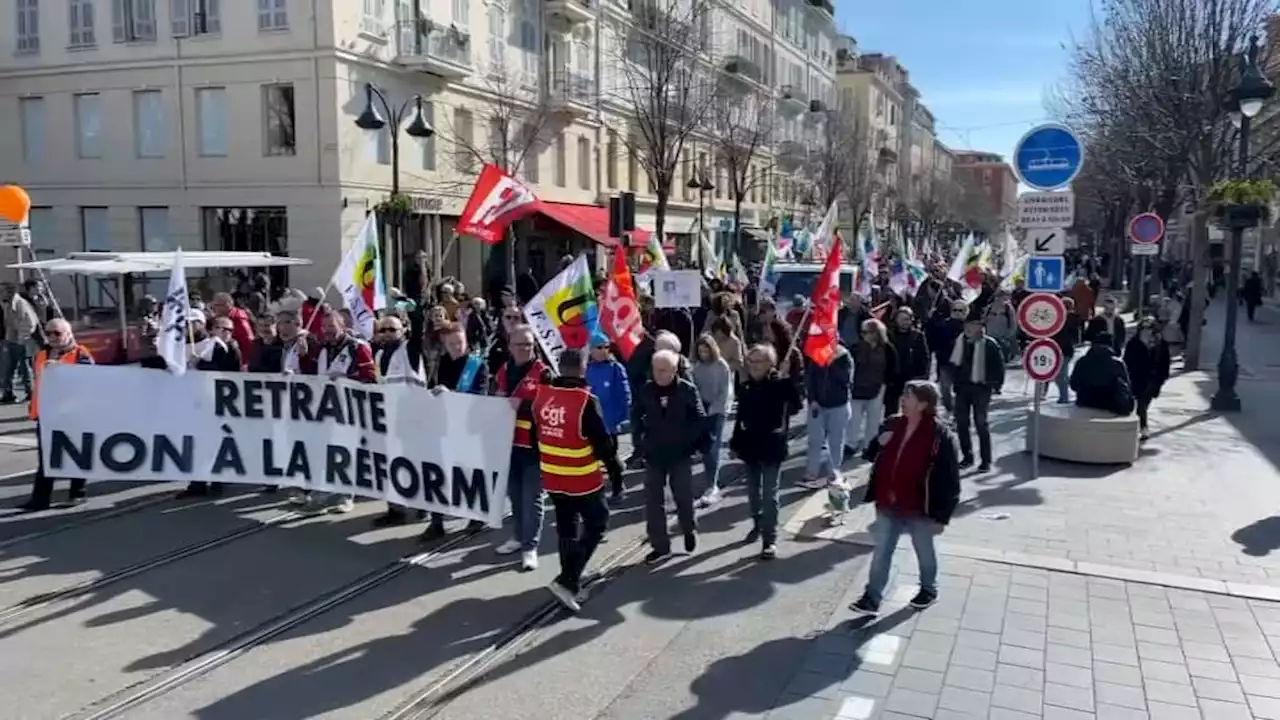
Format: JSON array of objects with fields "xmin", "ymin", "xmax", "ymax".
[{"xmin": 761, "ymin": 551, "xmax": 1280, "ymax": 719}]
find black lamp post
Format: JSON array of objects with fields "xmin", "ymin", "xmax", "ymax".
[
  {"xmin": 687, "ymin": 168, "xmax": 715, "ymax": 268},
  {"xmin": 1212, "ymin": 36, "xmax": 1274, "ymax": 412},
  {"xmin": 354, "ymin": 83, "xmax": 434, "ymax": 289}
]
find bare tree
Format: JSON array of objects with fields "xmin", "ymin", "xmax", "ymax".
[
  {"xmin": 805, "ymin": 107, "xmax": 877, "ymax": 237},
  {"xmin": 436, "ymin": 70, "xmax": 557, "ymax": 187},
  {"xmin": 909, "ymin": 171, "xmax": 958, "ymax": 244},
  {"xmin": 606, "ymin": 0, "xmax": 719, "ymax": 239},
  {"xmin": 1062, "ymin": 0, "xmax": 1277, "ymax": 369},
  {"xmin": 710, "ymin": 90, "xmax": 774, "ymax": 259}
]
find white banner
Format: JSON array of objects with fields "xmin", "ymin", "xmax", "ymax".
[{"xmin": 37, "ymin": 365, "xmax": 515, "ymax": 526}]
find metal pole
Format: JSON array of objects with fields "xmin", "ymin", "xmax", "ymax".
[
  {"xmin": 1137, "ymin": 255, "xmax": 1148, "ymax": 315},
  {"xmin": 1031, "ymin": 381, "xmax": 1041, "ymax": 480},
  {"xmin": 1212, "ymin": 112, "xmax": 1251, "ymax": 412}
]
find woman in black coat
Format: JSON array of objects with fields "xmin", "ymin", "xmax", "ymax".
[{"xmin": 1122, "ymin": 317, "xmax": 1172, "ymax": 441}]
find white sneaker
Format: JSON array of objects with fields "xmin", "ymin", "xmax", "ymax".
[
  {"xmin": 328, "ymin": 496, "xmax": 355, "ymax": 514},
  {"xmin": 521, "ymin": 550, "xmax": 538, "ymax": 571},
  {"xmin": 495, "ymin": 539, "xmax": 522, "ymax": 555},
  {"xmin": 548, "ymin": 581, "xmax": 581, "ymax": 612},
  {"xmin": 696, "ymin": 488, "xmax": 722, "ymax": 508},
  {"xmin": 287, "ymin": 490, "xmax": 309, "ymax": 505}
]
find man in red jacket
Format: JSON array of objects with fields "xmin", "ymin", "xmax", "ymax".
[{"xmin": 209, "ymin": 293, "xmax": 254, "ymax": 369}]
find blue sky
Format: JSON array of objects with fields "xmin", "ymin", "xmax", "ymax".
[{"xmin": 836, "ymin": 0, "xmax": 1091, "ymax": 163}]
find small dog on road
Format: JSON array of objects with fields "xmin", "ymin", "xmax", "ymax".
[{"xmin": 824, "ymin": 475, "xmax": 854, "ymax": 526}]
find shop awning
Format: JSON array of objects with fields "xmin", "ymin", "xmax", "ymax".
[
  {"xmin": 741, "ymin": 227, "xmax": 774, "ymax": 244},
  {"xmin": 537, "ymin": 202, "xmax": 652, "ymax": 248}
]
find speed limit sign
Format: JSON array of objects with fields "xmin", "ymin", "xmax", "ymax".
[
  {"xmin": 1017, "ymin": 292, "xmax": 1067, "ymax": 338},
  {"xmin": 1023, "ymin": 338, "xmax": 1063, "ymax": 382}
]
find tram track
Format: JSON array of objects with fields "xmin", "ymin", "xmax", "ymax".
[
  {"xmin": 0, "ymin": 486, "xmax": 222, "ymax": 552},
  {"xmin": 377, "ymin": 536, "xmax": 652, "ymax": 720},
  {"xmin": 0, "ymin": 510, "xmax": 301, "ymax": 627},
  {"xmin": 62, "ymin": 524, "xmax": 494, "ymax": 720}
]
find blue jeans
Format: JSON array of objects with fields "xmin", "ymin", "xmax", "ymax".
[
  {"xmin": 744, "ymin": 462, "xmax": 781, "ymax": 543},
  {"xmin": 864, "ymin": 508, "xmax": 940, "ymax": 605},
  {"xmin": 1054, "ymin": 355, "xmax": 1071, "ymax": 403},
  {"xmin": 2, "ymin": 341, "xmax": 31, "ymax": 397},
  {"xmin": 806, "ymin": 402, "xmax": 851, "ymax": 478},
  {"xmin": 704, "ymin": 414, "xmax": 725, "ymax": 492},
  {"xmin": 507, "ymin": 452, "xmax": 544, "ymax": 551}
]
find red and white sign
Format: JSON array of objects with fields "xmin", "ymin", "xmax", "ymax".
[
  {"xmin": 456, "ymin": 164, "xmax": 541, "ymax": 244},
  {"xmin": 1017, "ymin": 292, "xmax": 1067, "ymax": 338},
  {"xmin": 1129, "ymin": 212, "xmax": 1164, "ymax": 257},
  {"xmin": 1023, "ymin": 338, "xmax": 1063, "ymax": 383}
]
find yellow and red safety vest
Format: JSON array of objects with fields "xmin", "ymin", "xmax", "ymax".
[
  {"xmin": 532, "ymin": 385, "xmax": 604, "ymax": 495},
  {"xmin": 496, "ymin": 358, "xmax": 547, "ymax": 449},
  {"xmin": 29, "ymin": 344, "xmax": 94, "ymax": 420}
]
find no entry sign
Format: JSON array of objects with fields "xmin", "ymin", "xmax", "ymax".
[
  {"xmin": 1017, "ymin": 292, "xmax": 1067, "ymax": 338},
  {"xmin": 1023, "ymin": 338, "xmax": 1064, "ymax": 383}
]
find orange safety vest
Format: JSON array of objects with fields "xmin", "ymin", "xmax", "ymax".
[
  {"xmin": 532, "ymin": 385, "xmax": 604, "ymax": 495},
  {"xmin": 496, "ymin": 358, "xmax": 547, "ymax": 449},
  {"xmin": 29, "ymin": 344, "xmax": 93, "ymax": 420}
]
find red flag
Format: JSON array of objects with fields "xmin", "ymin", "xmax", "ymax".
[
  {"xmin": 456, "ymin": 164, "xmax": 541, "ymax": 244},
  {"xmin": 803, "ymin": 233, "xmax": 843, "ymax": 366},
  {"xmin": 599, "ymin": 248, "xmax": 645, "ymax": 360}
]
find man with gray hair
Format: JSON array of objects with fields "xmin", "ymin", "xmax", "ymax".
[
  {"xmin": 632, "ymin": 348, "xmax": 708, "ymax": 564},
  {"xmin": 624, "ymin": 330, "xmax": 692, "ymax": 470}
]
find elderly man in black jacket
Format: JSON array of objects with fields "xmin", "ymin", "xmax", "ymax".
[
  {"xmin": 949, "ymin": 310, "xmax": 1005, "ymax": 472},
  {"xmin": 731, "ymin": 344, "xmax": 802, "ymax": 559},
  {"xmin": 634, "ymin": 348, "xmax": 707, "ymax": 565}
]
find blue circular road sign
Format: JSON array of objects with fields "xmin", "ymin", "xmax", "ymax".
[
  {"xmin": 1128, "ymin": 213, "xmax": 1164, "ymax": 244},
  {"xmin": 1013, "ymin": 123, "xmax": 1084, "ymax": 191}
]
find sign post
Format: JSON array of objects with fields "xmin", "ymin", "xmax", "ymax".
[
  {"xmin": 1018, "ymin": 294, "xmax": 1067, "ymax": 481},
  {"xmin": 1128, "ymin": 213, "xmax": 1164, "ymax": 311},
  {"xmin": 1013, "ymin": 123, "xmax": 1081, "ymax": 481}
]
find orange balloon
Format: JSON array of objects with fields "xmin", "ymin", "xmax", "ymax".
[{"xmin": 0, "ymin": 185, "xmax": 31, "ymax": 224}]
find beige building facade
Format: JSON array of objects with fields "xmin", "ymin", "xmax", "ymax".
[{"xmin": 0, "ymin": 0, "xmax": 837, "ymax": 311}]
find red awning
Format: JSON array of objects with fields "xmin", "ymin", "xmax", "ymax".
[{"xmin": 536, "ymin": 201, "xmax": 653, "ymax": 249}]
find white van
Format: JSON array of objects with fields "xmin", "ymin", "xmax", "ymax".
[{"xmin": 767, "ymin": 262, "xmax": 861, "ymax": 312}]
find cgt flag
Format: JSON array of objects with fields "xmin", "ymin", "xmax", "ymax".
[
  {"xmin": 803, "ymin": 231, "xmax": 843, "ymax": 366},
  {"xmin": 599, "ymin": 247, "xmax": 645, "ymax": 360},
  {"xmin": 456, "ymin": 164, "xmax": 541, "ymax": 244},
  {"xmin": 332, "ymin": 213, "xmax": 387, "ymax": 339}
]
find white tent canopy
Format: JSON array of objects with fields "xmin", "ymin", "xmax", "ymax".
[{"xmin": 9, "ymin": 250, "xmax": 310, "ymax": 276}]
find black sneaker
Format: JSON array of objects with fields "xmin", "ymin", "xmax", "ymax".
[
  {"xmin": 18, "ymin": 499, "xmax": 49, "ymax": 512},
  {"xmin": 644, "ymin": 549, "xmax": 672, "ymax": 565},
  {"xmin": 909, "ymin": 588, "xmax": 937, "ymax": 609},
  {"xmin": 958, "ymin": 458, "xmax": 975, "ymax": 470},
  {"xmin": 417, "ymin": 523, "xmax": 447, "ymax": 543},
  {"xmin": 760, "ymin": 543, "xmax": 777, "ymax": 560},
  {"xmin": 609, "ymin": 489, "xmax": 625, "ymax": 505},
  {"xmin": 372, "ymin": 512, "xmax": 409, "ymax": 528},
  {"xmin": 977, "ymin": 463, "xmax": 991, "ymax": 473},
  {"xmin": 684, "ymin": 532, "xmax": 698, "ymax": 554},
  {"xmin": 850, "ymin": 593, "xmax": 880, "ymax": 615},
  {"xmin": 745, "ymin": 526, "xmax": 760, "ymax": 543},
  {"xmin": 466, "ymin": 519, "xmax": 486, "ymax": 531}
]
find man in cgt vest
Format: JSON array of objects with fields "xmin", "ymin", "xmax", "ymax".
[{"xmin": 529, "ymin": 347, "xmax": 622, "ymax": 613}]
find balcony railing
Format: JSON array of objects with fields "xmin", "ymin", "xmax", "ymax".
[
  {"xmin": 400, "ymin": 27, "xmax": 474, "ymax": 78},
  {"xmin": 546, "ymin": 0, "xmax": 595, "ymax": 23},
  {"xmin": 723, "ymin": 54, "xmax": 763, "ymax": 85},
  {"xmin": 551, "ymin": 70, "xmax": 596, "ymax": 108},
  {"xmin": 805, "ymin": 0, "xmax": 834, "ymax": 15}
]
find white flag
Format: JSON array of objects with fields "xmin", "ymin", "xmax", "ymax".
[
  {"xmin": 331, "ymin": 214, "xmax": 387, "ymax": 339},
  {"xmin": 158, "ymin": 248, "xmax": 191, "ymax": 375}
]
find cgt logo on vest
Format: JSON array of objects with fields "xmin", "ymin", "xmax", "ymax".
[{"xmin": 539, "ymin": 399, "xmax": 568, "ymax": 439}]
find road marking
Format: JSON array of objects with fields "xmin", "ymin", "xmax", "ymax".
[{"xmin": 0, "ymin": 436, "xmax": 37, "ymax": 448}]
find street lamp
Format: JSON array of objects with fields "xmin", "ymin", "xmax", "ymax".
[
  {"xmin": 354, "ymin": 83, "xmax": 434, "ymax": 289},
  {"xmin": 687, "ymin": 168, "xmax": 715, "ymax": 268},
  {"xmin": 1212, "ymin": 35, "xmax": 1274, "ymax": 412}
]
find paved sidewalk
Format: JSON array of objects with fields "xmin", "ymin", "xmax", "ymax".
[{"xmin": 762, "ymin": 549, "xmax": 1280, "ymax": 719}]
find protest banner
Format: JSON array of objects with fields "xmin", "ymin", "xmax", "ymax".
[{"xmin": 36, "ymin": 365, "xmax": 515, "ymax": 526}]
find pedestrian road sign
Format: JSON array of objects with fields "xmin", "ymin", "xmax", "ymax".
[
  {"xmin": 1026, "ymin": 256, "xmax": 1065, "ymax": 293},
  {"xmin": 1017, "ymin": 292, "xmax": 1067, "ymax": 338},
  {"xmin": 1014, "ymin": 123, "xmax": 1084, "ymax": 191},
  {"xmin": 1023, "ymin": 338, "xmax": 1063, "ymax": 383}
]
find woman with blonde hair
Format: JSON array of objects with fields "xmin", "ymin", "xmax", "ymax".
[
  {"xmin": 691, "ymin": 333, "xmax": 733, "ymax": 507},
  {"xmin": 846, "ymin": 318, "xmax": 899, "ymax": 457}
]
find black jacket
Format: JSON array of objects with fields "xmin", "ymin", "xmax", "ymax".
[
  {"xmin": 1122, "ymin": 337, "xmax": 1171, "ymax": 399},
  {"xmin": 732, "ymin": 371, "xmax": 802, "ymax": 464},
  {"xmin": 528, "ymin": 376, "xmax": 623, "ymax": 489},
  {"xmin": 926, "ymin": 314, "xmax": 965, "ymax": 366},
  {"xmin": 633, "ymin": 377, "xmax": 708, "ymax": 467},
  {"xmin": 1052, "ymin": 313, "xmax": 1081, "ymax": 358},
  {"xmin": 804, "ymin": 346, "xmax": 853, "ymax": 408},
  {"xmin": 434, "ymin": 350, "xmax": 490, "ymax": 393},
  {"xmin": 888, "ymin": 327, "xmax": 930, "ymax": 383},
  {"xmin": 195, "ymin": 341, "xmax": 242, "ymax": 372},
  {"xmin": 862, "ymin": 415, "xmax": 963, "ymax": 525},
  {"xmin": 249, "ymin": 340, "xmax": 285, "ymax": 373},
  {"xmin": 1071, "ymin": 343, "xmax": 1133, "ymax": 414},
  {"xmin": 952, "ymin": 335, "xmax": 1006, "ymax": 390}
]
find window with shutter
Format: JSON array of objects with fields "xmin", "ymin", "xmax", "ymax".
[
  {"xmin": 70, "ymin": 0, "xmax": 97, "ymax": 47},
  {"xmin": 16, "ymin": 0, "xmax": 41, "ymax": 53},
  {"xmin": 170, "ymin": 0, "xmax": 187, "ymax": 36},
  {"xmin": 487, "ymin": 4, "xmax": 505, "ymax": 69},
  {"xmin": 258, "ymin": 0, "xmax": 286, "ymax": 30},
  {"xmin": 396, "ymin": 0, "xmax": 413, "ymax": 54}
]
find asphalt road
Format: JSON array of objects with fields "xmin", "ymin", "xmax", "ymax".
[{"xmin": 0, "ymin": 409, "xmax": 874, "ymax": 720}]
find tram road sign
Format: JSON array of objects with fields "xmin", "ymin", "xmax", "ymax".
[
  {"xmin": 1017, "ymin": 292, "xmax": 1067, "ymax": 338},
  {"xmin": 1014, "ymin": 123, "xmax": 1085, "ymax": 191},
  {"xmin": 1024, "ymin": 337, "xmax": 1063, "ymax": 383}
]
